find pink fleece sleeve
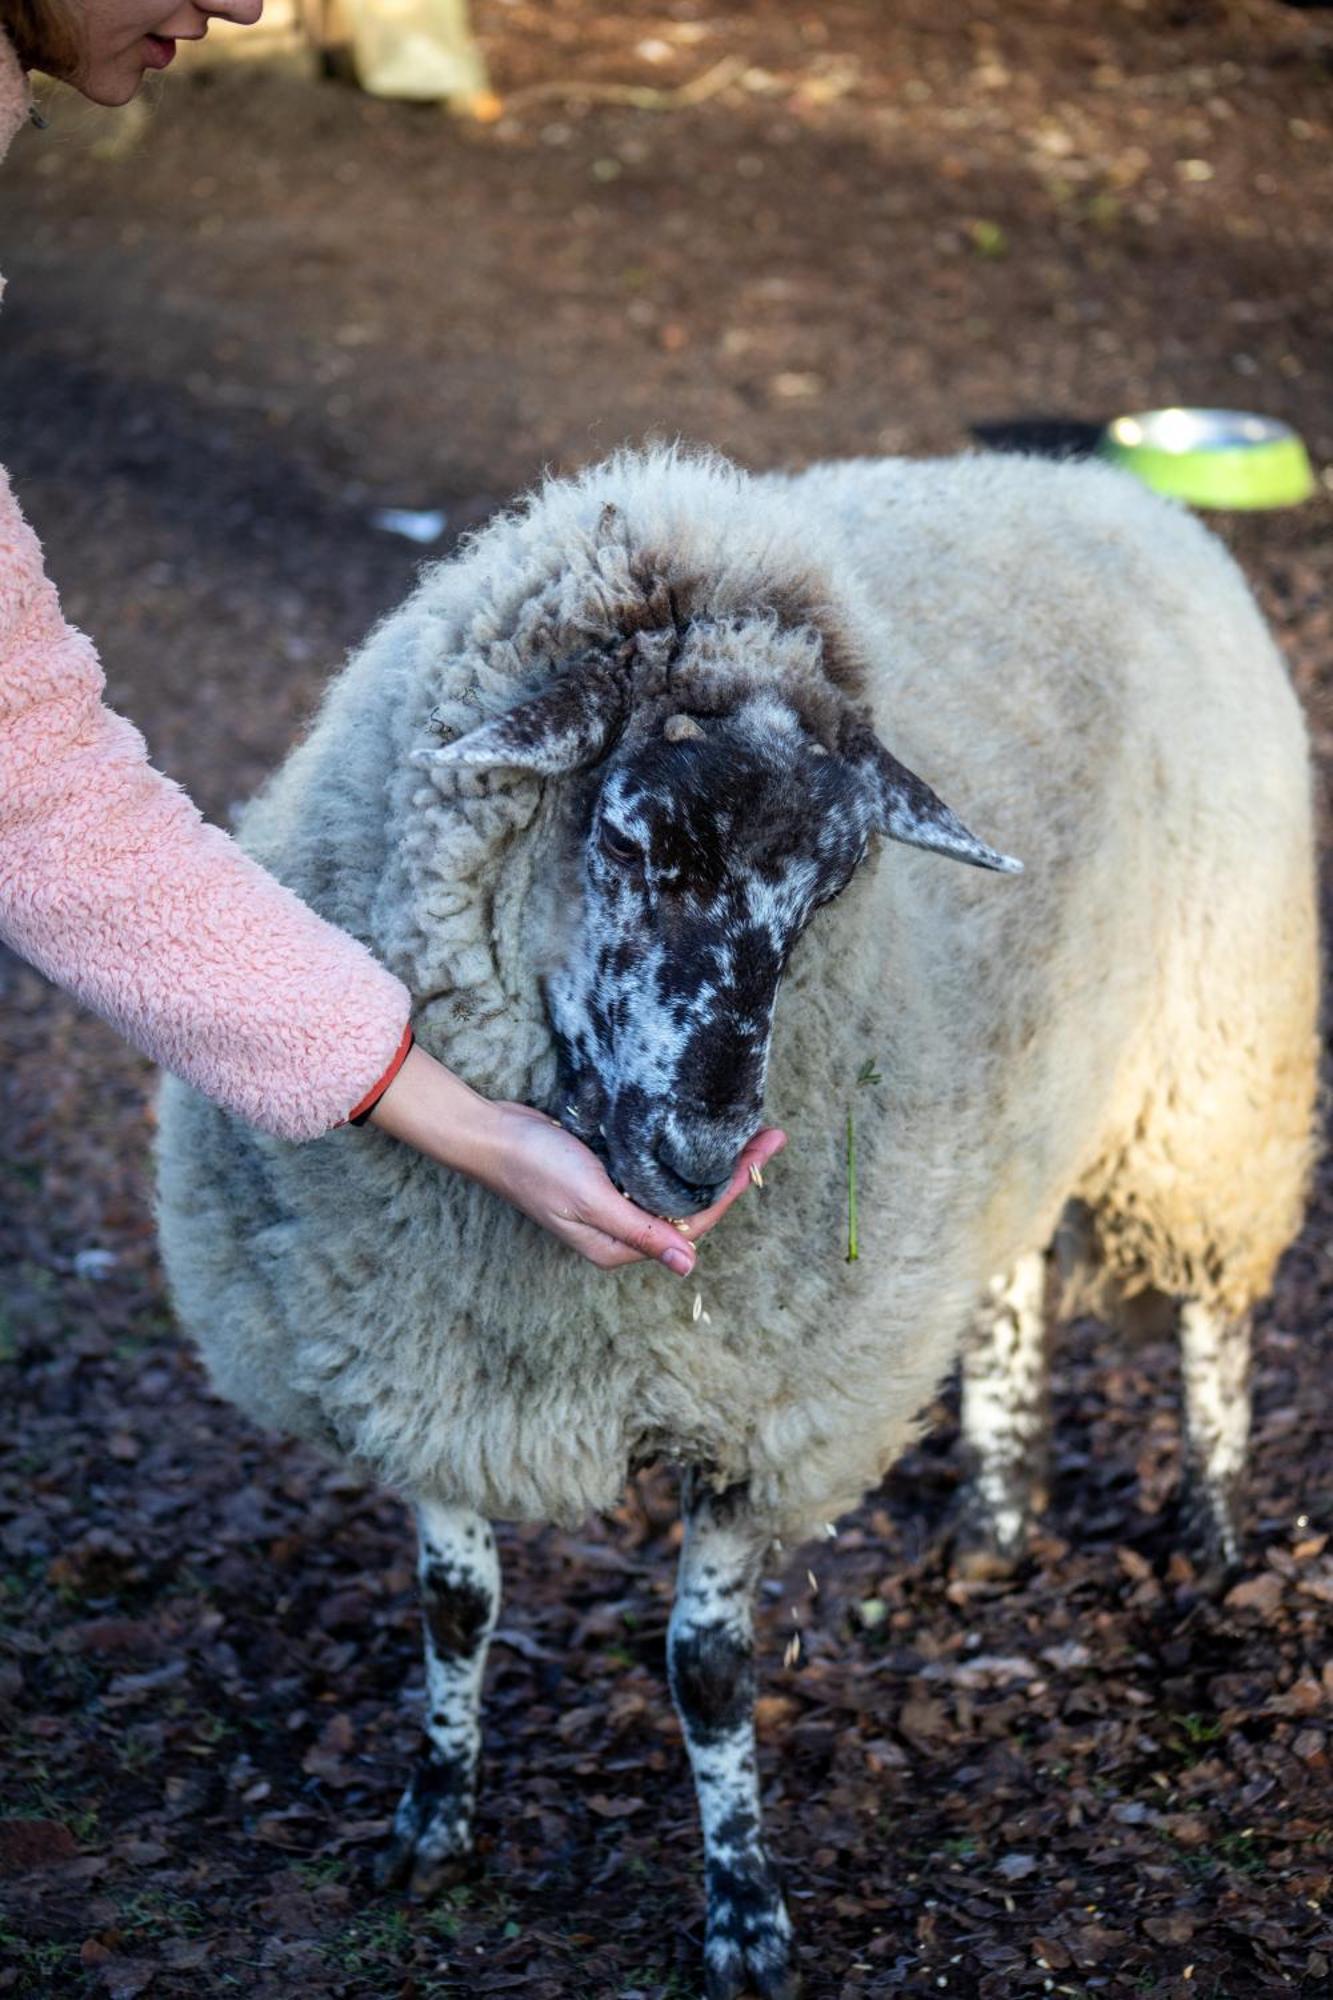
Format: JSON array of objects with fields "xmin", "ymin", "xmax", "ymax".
[{"xmin": 0, "ymin": 467, "xmax": 413, "ymax": 1140}]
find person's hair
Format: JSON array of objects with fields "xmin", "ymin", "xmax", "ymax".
[{"xmin": 2, "ymin": 0, "xmax": 85, "ymax": 78}]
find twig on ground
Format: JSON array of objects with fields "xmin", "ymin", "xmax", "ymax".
[{"xmin": 499, "ymin": 56, "xmax": 745, "ymax": 116}]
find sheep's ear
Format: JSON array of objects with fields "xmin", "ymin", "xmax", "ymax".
[
  {"xmin": 416, "ymin": 660, "xmax": 631, "ymax": 777},
  {"xmin": 862, "ymin": 736, "xmax": 1023, "ymax": 875}
]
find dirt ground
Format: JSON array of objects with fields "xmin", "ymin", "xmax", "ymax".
[{"xmin": 3, "ymin": 2, "xmax": 1333, "ymax": 1995}]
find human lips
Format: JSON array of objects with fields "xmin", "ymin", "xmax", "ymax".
[{"xmin": 142, "ymin": 32, "xmax": 177, "ymax": 66}]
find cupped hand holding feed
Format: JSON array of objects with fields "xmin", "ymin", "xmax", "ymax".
[
  {"xmin": 487, "ymin": 1103, "xmax": 787, "ymax": 1273},
  {"xmin": 367, "ymin": 1042, "xmax": 785, "ymax": 1274}
]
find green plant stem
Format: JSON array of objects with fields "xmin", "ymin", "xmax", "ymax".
[{"xmin": 846, "ymin": 1109, "xmax": 858, "ymax": 1262}]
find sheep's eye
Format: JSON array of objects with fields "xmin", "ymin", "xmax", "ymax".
[{"xmin": 598, "ymin": 822, "xmax": 643, "ymax": 868}]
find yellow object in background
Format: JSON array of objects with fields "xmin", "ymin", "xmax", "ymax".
[
  {"xmin": 1098, "ymin": 408, "xmax": 1316, "ymax": 511},
  {"xmin": 340, "ymin": 0, "xmax": 487, "ymax": 103}
]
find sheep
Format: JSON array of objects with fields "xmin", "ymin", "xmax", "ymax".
[{"xmin": 155, "ymin": 445, "xmax": 1318, "ymax": 2000}]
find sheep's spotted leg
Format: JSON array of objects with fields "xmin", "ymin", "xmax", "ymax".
[
  {"xmin": 669, "ymin": 1474, "xmax": 798, "ymax": 2000},
  {"xmin": 1180, "ymin": 1301, "xmax": 1250, "ymax": 1575},
  {"xmin": 376, "ymin": 1500, "xmax": 499, "ymax": 1900},
  {"xmin": 955, "ymin": 1251, "xmax": 1049, "ymax": 1574}
]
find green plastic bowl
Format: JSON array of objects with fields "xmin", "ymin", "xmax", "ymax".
[{"xmin": 1098, "ymin": 407, "xmax": 1315, "ymax": 510}]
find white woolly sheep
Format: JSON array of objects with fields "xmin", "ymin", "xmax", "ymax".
[{"xmin": 156, "ymin": 446, "xmax": 1318, "ymax": 2000}]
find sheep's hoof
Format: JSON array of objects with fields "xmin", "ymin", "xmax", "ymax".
[
  {"xmin": 703, "ymin": 1860, "xmax": 799, "ymax": 2000},
  {"xmin": 1180, "ymin": 1472, "xmax": 1244, "ymax": 1593},
  {"xmin": 947, "ymin": 1485, "xmax": 1029, "ymax": 1582},
  {"xmin": 374, "ymin": 1766, "xmax": 480, "ymax": 1901},
  {"xmin": 704, "ymin": 1946, "xmax": 801, "ymax": 2000}
]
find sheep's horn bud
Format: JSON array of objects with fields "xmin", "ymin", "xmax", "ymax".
[{"xmin": 664, "ymin": 713, "xmax": 705, "ymax": 743}]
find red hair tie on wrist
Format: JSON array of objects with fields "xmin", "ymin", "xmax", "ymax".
[{"xmin": 346, "ymin": 1025, "xmax": 415, "ymax": 1126}]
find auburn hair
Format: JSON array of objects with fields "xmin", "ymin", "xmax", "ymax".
[{"xmin": 2, "ymin": 0, "xmax": 85, "ymax": 78}]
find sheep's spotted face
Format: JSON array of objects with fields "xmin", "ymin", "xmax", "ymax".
[
  {"xmin": 547, "ymin": 705, "xmax": 874, "ymax": 1215},
  {"xmin": 421, "ymin": 646, "xmax": 1019, "ymax": 1221}
]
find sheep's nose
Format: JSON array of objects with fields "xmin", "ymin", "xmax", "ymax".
[{"xmin": 653, "ymin": 1136, "xmax": 733, "ymax": 1212}]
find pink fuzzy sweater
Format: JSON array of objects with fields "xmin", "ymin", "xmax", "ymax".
[{"xmin": 0, "ymin": 40, "xmax": 413, "ymax": 1139}]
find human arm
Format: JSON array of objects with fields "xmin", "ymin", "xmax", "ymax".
[{"xmin": 0, "ymin": 465, "xmax": 413, "ymax": 1139}]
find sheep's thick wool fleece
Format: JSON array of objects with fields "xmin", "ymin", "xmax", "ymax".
[
  {"xmin": 0, "ymin": 32, "xmax": 411, "ymax": 1140},
  {"xmin": 157, "ymin": 448, "xmax": 1318, "ymax": 1537}
]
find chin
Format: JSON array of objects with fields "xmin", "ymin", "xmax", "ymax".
[{"xmin": 81, "ymin": 62, "xmax": 150, "ymax": 106}]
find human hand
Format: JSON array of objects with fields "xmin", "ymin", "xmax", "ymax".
[
  {"xmin": 368, "ymin": 1043, "xmax": 785, "ymax": 1276},
  {"xmin": 483, "ymin": 1101, "xmax": 787, "ymax": 1274}
]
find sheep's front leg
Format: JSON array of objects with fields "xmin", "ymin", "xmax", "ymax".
[
  {"xmin": 669, "ymin": 1474, "xmax": 798, "ymax": 2000},
  {"xmin": 1180, "ymin": 1301, "xmax": 1250, "ymax": 1574},
  {"xmin": 955, "ymin": 1251, "xmax": 1049, "ymax": 1574},
  {"xmin": 376, "ymin": 1500, "xmax": 499, "ymax": 1899}
]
